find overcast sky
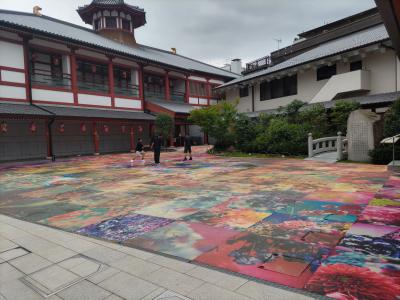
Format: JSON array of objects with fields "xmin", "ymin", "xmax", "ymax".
[{"xmin": 2, "ymin": 0, "xmax": 376, "ymax": 67}]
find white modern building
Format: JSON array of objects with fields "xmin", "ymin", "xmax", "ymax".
[{"xmin": 217, "ymin": 8, "xmax": 400, "ymax": 116}]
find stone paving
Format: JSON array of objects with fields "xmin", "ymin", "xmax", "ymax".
[{"xmin": 0, "ymin": 214, "xmax": 315, "ymax": 300}]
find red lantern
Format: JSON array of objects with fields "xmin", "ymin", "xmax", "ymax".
[
  {"xmin": 59, "ymin": 123, "xmax": 65, "ymax": 133},
  {"xmin": 29, "ymin": 121, "xmax": 37, "ymax": 133},
  {"xmin": 138, "ymin": 126, "xmax": 143, "ymax": 133},
  {"xmin": 0, "ymin": 121, "xmax": 7, "ymax": 133},
  {"xmin": 91, "ymin": 64, "xmax": 97, "ymax": 73},
  {"xmin": 80, "ymin": 123, "xmax": 87, "ymax": 133},
  {"xmin": 103, "ymin": 125, "xmax": 109, "ymax": 133},
  {"xmin": 121, "ymin": 125, "xmax": 126, "ymax": 133}
]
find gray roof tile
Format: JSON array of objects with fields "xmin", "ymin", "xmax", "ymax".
[
  {"xmin": 0, "ymin": 103, "xmax": 51, "ymax": 116},
  {"xmin": 0, "ymin": 10, "xmax": 238, "ymax": 79},
  {"xmin": 218, "ymin": 24, "xmax": 389, "ymax": 89}
]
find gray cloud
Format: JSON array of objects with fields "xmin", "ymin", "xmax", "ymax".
[{"xmin": 1, "ymin": 0, "xmax": 375, "ymax": 67}]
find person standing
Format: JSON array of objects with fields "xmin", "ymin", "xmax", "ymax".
[
  {"xmin": 151, "ymin": 134, "xmax": 162, "ymax": 164},
  {"xmin": 183, "ymin": 134, "xmax": 192, "ymax": 161}
]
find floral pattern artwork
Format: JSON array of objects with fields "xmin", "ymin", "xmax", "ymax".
[
  {"xmin": 76, "ymin": 214, "xmax": 174, "ymax": 241},
  {"xmin": 0, "ymin": 147, "xmax": 399, "ymax": 297}
]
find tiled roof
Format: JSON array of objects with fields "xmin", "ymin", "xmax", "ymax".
[
  {"xmin": 38, "ymin": 105, "xmax": 155, "ymax": 120},
  {"xmin": 147, "ymin": 100, "xmax": 196, "ymax": 114},
  {"xmin": 92, "ymin": 0, "xmax": 125, "ymax": 4},
  {"xmin": 217, "ymin": 24, "xmax": 389, "ymax": 89},
  {"xmin": 0, "ymin": 10, "xmax": 238, "ymax": 79},
  {"xmin": 0, "ymin": 103, "xmax": 51, "ymax": 116}
]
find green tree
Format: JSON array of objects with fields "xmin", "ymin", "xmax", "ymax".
[
  {"xmin": 278, "ymin": 100, "xmax": 306, "ymax": 123},
  {"xmin": 330, "ymin": 100, "xmax": 360, "ymax": 134},
  {"xmin": 299, "ymin": 104, "xmax": 329, "ymax": 138},
  {"xmin": 189, "ymin": 101, "xmax": 237, "ymax": 150},
  {"xmin": 155, "ymin": 113, "xmax": 174, "ymax": 146},
  {"xmin": 234, "ymin": 113, "xmax": 258, "ymax": 152},
  {"xmin": 255, "ymin": 118, "xmax": 308, "ymax": 155},
  {"xmin": 383, "ymin": 98, "xmax": 400, "ymax": 137}
]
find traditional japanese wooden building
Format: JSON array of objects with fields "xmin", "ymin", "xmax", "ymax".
[{"xmin": 0, "ymin": 0, "xmax": 237, "ymax": 161}]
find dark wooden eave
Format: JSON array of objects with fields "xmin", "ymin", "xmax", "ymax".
[{"xmin": 375, "ymin": 0, "xmax": 400, "ymax": 58}]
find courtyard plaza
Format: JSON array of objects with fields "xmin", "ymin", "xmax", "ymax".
[{"xmin": 0, "ymin": 146, "xmax": 399, "ymax": 299}]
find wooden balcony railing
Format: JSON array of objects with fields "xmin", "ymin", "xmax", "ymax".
[{"xmin": 31, "ymin": 68, "xmax": 71, "ymax": 89}]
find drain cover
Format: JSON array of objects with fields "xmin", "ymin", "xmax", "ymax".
[{"xmin": 21, "ymin": 255, "xmax": 104, "ymax": 298}]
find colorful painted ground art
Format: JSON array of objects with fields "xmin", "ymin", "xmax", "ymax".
[{"xmin": 0, "ymin": 146, "xmax": 399, "ymax": 299}]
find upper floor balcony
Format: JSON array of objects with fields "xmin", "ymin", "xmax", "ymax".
[
  {"xmin": 27, "ymin": 47, "xmax": 222, "ymax": 109},
  {"xmin": 310, "ymin": 69, "xmax": 371, "ymax": 104},
  {"xmin": 243, "ymin": 55, "xmax": 273, "ymax": 75}
]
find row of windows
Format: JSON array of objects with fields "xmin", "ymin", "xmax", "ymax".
[
  {"xmin": 240, "ymin": 60, "xmax": 363, "ymax": 101},
  {"xmin": 94, "ymin": 17, "xmax": 131, "ymax": 31}
]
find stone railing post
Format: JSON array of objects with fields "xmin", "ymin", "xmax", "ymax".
[
  {"xmin": 308, "ymin": 133, "xmax": 313, "ymax": 158},
  {"xmin": 337, "ymin": 131, "xmax": 343, "ymax": 161}
]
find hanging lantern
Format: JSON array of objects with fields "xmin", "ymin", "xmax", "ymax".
[
  {"xmin": 29, "ymin": 121, "xmax": 37, "ymax": 133},
  {"xmin": 59, "ymin": 123, "xmax": 65, "ymax": 133},
  {"xmin": 0, "ymin": 121, "xmax": 7, "ymax": 133},
  {"xmin": 91, "ymin": 64, "xmax": 97, "ymax": 73},
  {"xmin": 103, "ymin": 125, "xmax": 109, "ymax": 133},
  {"xmin": 53, "ymin": 57, "xmax": 60, "ymax": 66},
  {"xmin": 80, "ymin": 123, "xmax": 87, "ymax": 133},
  {"xmin": 121, "ymin": 125, "xmax": 126, "ymax": 133},
  {"xmin": 130, "ymin": 127, "xmax": 134, "ymax": 135},
  {"xmin": 122, "ymin": 71, "xmax": 127, "ymax": 79},
  {"xmin": 138, "ymin": 126, "xmax": 143, "ymax": 133}
]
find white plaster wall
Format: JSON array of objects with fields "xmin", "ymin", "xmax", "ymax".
[
  {"xmin": 367, "ymin": 51, "xmax": 396, "ymax": 93},
  {"xmin": 199, "ymin": 98, "xmax": 208, "ymax": 105},
  {"xmin": 225, "ymin": 88, "xmax": 252, "ymax": 113},
  {"xmin": 0, "ymin": 85, "xmax": 26, "ymax": 100},
  {"xmin": 1, "ymin": 70, "xmax": 25, "ymax": 83},
  {"xmin": 364, "ymin": 50, "xmax": 397, "ymax": 94},
  {"xmin": 189, "ymin": 97, "xmax": 199, "ymax": 105},
  {"xmin": 0, "ymin": 41, "xmax": 24, "ymax": 69},
  {"xmin": 78, "ymin": 93, "xmax": 111, "ymax": 106},
  {"xmin": 115, "ymin": 98, "xmax": 141, "ymax": 109},
  {"xmin": 227, "ymin": 48, "xmax": 400, "ymax": 112},
  {"xmin": 32, "ymin": 89, "xmax": 74, "ymax": 103},
  {"xmin": 254, "ymin": 69, "xmax": 327, "ymax": 111}
]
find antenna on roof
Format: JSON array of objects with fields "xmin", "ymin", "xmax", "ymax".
[{"xmin": 273, "ymin": 38, "xmax": 282, "ymax": 50}]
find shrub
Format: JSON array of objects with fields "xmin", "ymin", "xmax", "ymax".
[
  {"xmin": 369, "ymin": 145, "xmax": 400, "ymax": 165},
  {"xmin": 234, "ymin": 114, "xmax": 258, "ymax": 152},
  {"xmin": 330, "ymin": 100, "xmax": 360, "ymax": 134},
  {"xmin": 278, "ymin": 100, "xmax": 306, "ymax": 123},
  {"xmin": 383, "ymin": 98, "xmax": 400, "ymax": 137},
  {"xmin": 255, "ymin": 118, "xmax": 308, "ymax": 155},
  {"xmin": 299, "ymin": 104, "xmax": 329, "ymax": 138},
  {"xmin": 189, "ymin": 101, "xmax": 237, "ymax": 150}
]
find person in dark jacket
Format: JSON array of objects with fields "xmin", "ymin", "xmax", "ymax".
[
  {"xmin": 183, "ymin": 134, "xmax": 192, "ymax": 161},
  {"xmin": 135, "ymin": 138, "xmax": 145, "ymax": 160},
  {"xmin": 151, "ymin": 134, "xmax": 163, "ymax": 164}
]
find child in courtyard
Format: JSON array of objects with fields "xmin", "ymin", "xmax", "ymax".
[
  {"xmin": 183, "ymin": 134, "xmax": 192, "ymax": 161},
  {"xmin": 135, "ymin": 138, "xmax": 145, "ymax": 160}
]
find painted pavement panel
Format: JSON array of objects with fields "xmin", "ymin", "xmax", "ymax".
[{"xmin": 0, "ymin": 148, "xmax": 400, "ymax": 299}]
